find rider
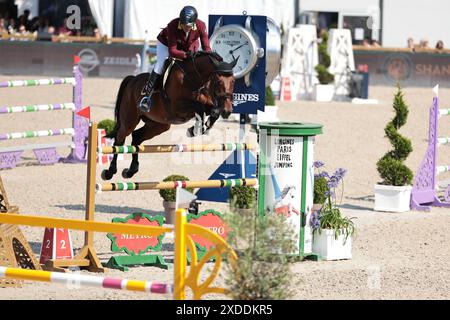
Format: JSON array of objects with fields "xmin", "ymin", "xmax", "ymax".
[{"xmin": 138, "ymin": 5, "xmax": 212, "ymax": 113}]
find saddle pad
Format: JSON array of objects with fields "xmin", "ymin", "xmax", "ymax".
[{"xmin": 162, "ymin": 59, "xmax": 176, "ymax": 91}]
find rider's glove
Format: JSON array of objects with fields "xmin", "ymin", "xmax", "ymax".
[{"xmin": 185, "ymin": 51, "xmax": 195, "ymax": 60}]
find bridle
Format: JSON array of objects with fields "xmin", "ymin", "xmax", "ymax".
[{"xmin": 209, "ymin": 72, "xmax": 234, "ymax": 107}]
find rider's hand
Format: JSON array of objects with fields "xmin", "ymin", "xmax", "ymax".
[{"xmin": 185, "ymin": 51, "xmax": 195, "ymax": 60}]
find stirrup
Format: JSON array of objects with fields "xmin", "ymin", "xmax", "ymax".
[
  {"xmin": 138, "ymin": 96, "xmax": 151, "ymax": 113},
  {"xmin": 140, "ymin": 84, "xmax": 150, "ymax": 96}
]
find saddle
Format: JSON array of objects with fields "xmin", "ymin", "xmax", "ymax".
[{"xmin": 151, "ymin": 58, "xmax": 175, "ymax": 94}]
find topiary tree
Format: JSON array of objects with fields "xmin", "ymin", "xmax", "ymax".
[
  {"xmin": 376, "ymin": 86, "xmax": 413, "ymax": 186},
  {"xmin": 265, "ymin": 86, "xmax": 275, "ymax": 106},
  {"xmin": 159, "ymin": 175, "xmax": 194, "ymax": 202},
  {"xmin": 315, "ymin": 31, "xmax": 334, "ymax": 85},
  {"xmin": 230, "ymin": 186, "xmax": 257, "ymax": 209},
  {"xmin": 98, "ymin": 119, "xmax": 116, "ymax": 136}
]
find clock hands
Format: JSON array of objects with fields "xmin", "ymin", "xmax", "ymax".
[{"xmin": 228, "ymin": 41, "xmax": 248, "ymax": 55}]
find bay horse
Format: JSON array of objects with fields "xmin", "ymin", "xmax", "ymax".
[{"xmin": 102, "ymin": 51, "xmax": 238, "ymax": 180}]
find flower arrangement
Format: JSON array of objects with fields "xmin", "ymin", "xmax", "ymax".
[{"xmin": 311, "ymin": 161, "xmax": 355, "ymax": 242}]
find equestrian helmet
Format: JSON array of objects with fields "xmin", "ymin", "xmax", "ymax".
[{"xmin": 179, "ymin": 6, "xmax": 198, "ymax": 26}]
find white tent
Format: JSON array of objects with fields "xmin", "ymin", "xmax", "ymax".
[
  {"xmin": 14, "ymin": 0, "xmax": 39, "ymax": 18},
  {"xmin": 88, "ymin": 0, "xmax": 114, "ymax": 38},
  {"xmin": 88, "ymin": 0, "xmax": 295, "ymax": 40}
]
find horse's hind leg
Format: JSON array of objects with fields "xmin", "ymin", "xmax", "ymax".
[{"xmin": 122, "ymin": 121, "xmax": 171, "ymax": 179}]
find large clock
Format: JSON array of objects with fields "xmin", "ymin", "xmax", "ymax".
[{"xmin": 210, "ymin": 16, "xmax": 265, "ymax": 84}]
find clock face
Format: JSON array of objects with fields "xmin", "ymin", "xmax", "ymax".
[{"xmin": 210, "ymin": 25, "xmax": 258, "ymax": 78}]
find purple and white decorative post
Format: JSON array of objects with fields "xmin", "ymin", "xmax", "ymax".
[
  {"xmin": 65, "ymin": 64, "xmax": 89, "ymax": 163},
  {"xmin": 411, "ymin": 86, "xmax": 450, "ymax": 211}
]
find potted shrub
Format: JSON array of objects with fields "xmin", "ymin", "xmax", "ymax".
[
  {"xmin": 310, "ymin": 165, "xmax": 356, "ymax": 260},
  {"xmin": 97, "ymin": 119, "xmax": 121, "ymax": 163},
  {"xmin": 98, "ymin": 119, "xmax": 116, "ymax": 136},
  {"xmin": 229, "ymin": 186, "xmax": 257, "ymax": 213},
  {"xmin": 223, "ymin": 203, "xmax": 298, "ymax": 299},
  {"xmin": 374, "ymin": 86, "xmax": 413, "ymax": 212},
  {"xmin": 159, "ymin": 174, "xmax": 194, "ymax": 224},
  {"xmin": 314, "ymin": 30, "xmax": 335, "ymax": 102}
]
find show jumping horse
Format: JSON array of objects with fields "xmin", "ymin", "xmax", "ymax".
[{"xmin": 102, "ymin": 51, "xmax": 238, "ymax": 180}]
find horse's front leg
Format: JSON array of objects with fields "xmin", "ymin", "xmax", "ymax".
[
  {"xmin": 101, "ymin": 144, "xmax": 120, "ymax": 180},
  {"xmin": 186, "ymin": 101, "xmax": 208, "ymax": 137},
  {"xmin": 201, "ymin": 101, "xmax": 222, "ymax": 135},
  {"xmin": 186, "ymin": 111, "xmax": 205, "ymax": 137}
]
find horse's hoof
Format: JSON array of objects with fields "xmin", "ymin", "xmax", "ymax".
[
  {"xmin": 122, "ymin": 168, "xmax": 138, "ymax": 179},
  {"xmin": 101, "ymin": 170, "xmax": 114, "ymax": 181}
]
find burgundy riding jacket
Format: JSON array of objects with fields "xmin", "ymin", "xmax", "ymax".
[{"xmin": 157, "ymin": 18, "xmax": 212, "ymax": 60}]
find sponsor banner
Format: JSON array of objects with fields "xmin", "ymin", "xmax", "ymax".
[
  {"xmin": 0, "ymin": 41, "xmax": 148, "ymax": 78},
  {"xmin": 354, "ymin": 49, "xmax": 450, "ymax": 87}
]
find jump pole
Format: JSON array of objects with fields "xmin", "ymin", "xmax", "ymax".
[
  {"xmin": 0, "ymin": 62, "xmax": 88, "ymax": 168},
  {"xmin": 96, "ymin": 178, "xmax": 258, "ymax": 192},
  {"xmin": 98, "ymin": 143, "xmax": 255, "ymax": 154},
  {"xmin": 0, "ymin": 209, "xmax": 236, "ymax": 299},
  {"xmin": 0, "ymin": 266, "xmax": 172, "ymax": 294}
]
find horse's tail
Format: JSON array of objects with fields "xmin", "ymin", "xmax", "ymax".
[{"xmin": 106, "ymin": 75, "xmax": 135, "ymax": 139}]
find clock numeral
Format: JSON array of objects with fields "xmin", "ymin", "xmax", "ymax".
[
  {"xmin": 215, "ymin": 40, "xmax": 221, "ymax": 45},
  {"xmin": 247, "ymin": 50, "xmax": 251, "ymax": 55},
  {"xmin": 245, "ymin": 59, "xmax": 249, "ymax": 64},
  {"xmin": 220, "ymin": 34, "xmax": 225, "ymax": 38},
  {"xmin": 228, "ymin": 31, "xmax": 234, "ymax": 36}
]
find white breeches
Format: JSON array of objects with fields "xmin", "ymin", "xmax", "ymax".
[{"xmin": 154, "ymin": 40, "xmax": 169, "ymax": 75}]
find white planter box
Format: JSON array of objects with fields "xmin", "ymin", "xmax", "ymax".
[
  {"xmin": 314, "ymin": 84, "xmax": 335, "ymax": 102},
  {"xmin": 374, "ymin": 184, "xmax": 412, "ymax": 212},
  {"xmin": 250, "ymin": 105, "xmax": 279, "ymax": 125},
  {"xmin": 312, "ymin": 229, "xmax": 352, "ymax": 260}
]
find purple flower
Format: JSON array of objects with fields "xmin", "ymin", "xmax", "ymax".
[
  {"xmin": 314, "ymin": 161, "xmax": 325, "ymax": 168},
  {"xmin": 310, "ymin": 210, "xmax": 321, "ymax": 229},
  {"xmin": 334, "ymin": 168, "xmax": 347, "ymax": 181},
  {"xmin": 314, "ymin": 161, "xmax": 348, "ymax": 209},
  {"xmin": 319, "ymin": 172, "xmax": 330, "ymax": 179}
]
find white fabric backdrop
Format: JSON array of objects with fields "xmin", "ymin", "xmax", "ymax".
[
  {"xmin": 88, "ymin": 0, "xmax": 114, "ymax": 37},
  {"xmin": 124, "ymin": 0, "xmax": 295, "ymax": 40},
  {"xmin": 14, "ymin": 0, "xmax": 39, "ymax": 18}
]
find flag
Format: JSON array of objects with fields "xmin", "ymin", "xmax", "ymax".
[{"xmin": 76, "ymin": 107, "xmax": 90, "ymax": 120}]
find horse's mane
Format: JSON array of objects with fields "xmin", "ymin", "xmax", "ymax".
[
  {"xmin": 194, "ymin": 51, "xmax": 223, "ymax": 62},
  {"xmin": 179, "ymin": 51, "xmax": 233, "ymax": 75}
]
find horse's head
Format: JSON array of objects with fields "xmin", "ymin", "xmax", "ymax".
[
  {"xmin": 183, "ymin": 52, "xmax": 238, "ymax": 136},
  {"xmin": 208, "ymin": 55, "xmax": 238, "ymax": 118}
]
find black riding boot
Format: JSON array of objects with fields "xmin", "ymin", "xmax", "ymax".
[{"xmin": 138, "ymin": 71, "xmax": 160, "ymax": 113}]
